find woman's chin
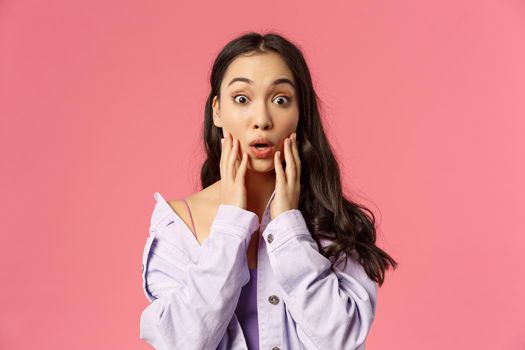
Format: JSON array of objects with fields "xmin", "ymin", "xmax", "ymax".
[{"xmin": 247, "ymin": 157, "xmax": 275, "ymax": 173}]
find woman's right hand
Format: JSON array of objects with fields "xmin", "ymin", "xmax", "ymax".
[{"xmin": 219, "ymin": 130, "xmax": 249, "ymax": 209}]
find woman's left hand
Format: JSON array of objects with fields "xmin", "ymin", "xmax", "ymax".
[{"xmin": 270, "ymin": 132, "xmax": 301, "ymax": 220}]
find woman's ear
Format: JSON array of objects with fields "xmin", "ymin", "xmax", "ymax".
[{"xmin": 212, "ymin": 95, "xmax": 222, "ymax": 128}]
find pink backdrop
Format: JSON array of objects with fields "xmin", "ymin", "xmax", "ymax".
[{"xmin": 1, "ymin": 0, "xmax": 524, "ymax": 349}]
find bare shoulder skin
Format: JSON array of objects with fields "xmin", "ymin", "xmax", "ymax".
[
  {"xmin": 167, "ymin": 180, "xmax": 260, "ymax": 268},
  {"xmin": 166, "ymin": 180, "xmax": 221, "ymax": 245}
]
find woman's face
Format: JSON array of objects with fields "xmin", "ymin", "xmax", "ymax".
[{"xmin": 212, "ymin": 51, "xmax": 299, "ymax": 173}]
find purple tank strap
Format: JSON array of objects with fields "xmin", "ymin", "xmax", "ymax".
[{"xmin": 182, "ymin": 198, "xmax": 198, "ymax": 238}]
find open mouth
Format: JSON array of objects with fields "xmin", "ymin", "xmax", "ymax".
[
  {"xmin": 254, "ymin": 144, "xmax": 269, "ymax": 150},
  {"xmin": 249, "ymin": 144, "xmax": 273, "ymax": 158}
]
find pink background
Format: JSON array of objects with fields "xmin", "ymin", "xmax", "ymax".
[{"xmin": 1, "ymin": 0, "xmax": 524, "ymax": 349}]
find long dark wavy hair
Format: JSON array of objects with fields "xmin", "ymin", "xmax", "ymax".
[{"xmin": 199, "ymin": 31, "xmax": 398, "ymax": 286}]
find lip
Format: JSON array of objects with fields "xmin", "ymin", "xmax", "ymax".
[
  {"xmin": 249, "ymin": 137, "xmax": 274, "ymax": 147},
  {"xmin": 249, "ymin": 145, "xmax": 274, "ymax": 158}
]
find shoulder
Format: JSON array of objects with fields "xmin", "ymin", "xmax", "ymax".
[
  {"xmin": 167, "ymin": 197, "xmax": 197, "ymax": 234},
  {"xmin": 166, "ymin": 198, "xmax": 188, "ymax": 218},
  {"xmin": 149, "ymin": 194, "xmax": 192, "ymax": 227},
  {"xmin": 150, "ymin": 184, "xmax": 219, "ymax": 229}
]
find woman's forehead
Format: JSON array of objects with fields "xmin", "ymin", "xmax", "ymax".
[{"xmin": 223, "ymin": 52, "xmax": 295, "ymax": 87}]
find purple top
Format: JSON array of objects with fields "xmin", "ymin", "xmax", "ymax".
[
  {"xmin": 235, "ymin": 267, "xmax": 259, "ymax": 349},
  {"xmin": 140, "ymin": 191, "xmax": 378, "ymax": 349}
]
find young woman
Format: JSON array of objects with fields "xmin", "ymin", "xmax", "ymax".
[{"xmin": 140, "ymin": 31, "xmax": 397, "ymax": 350}]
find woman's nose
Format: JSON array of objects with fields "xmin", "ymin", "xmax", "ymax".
[{"xmin": 252, "ymin": 102, "xmax": 272, "ymax": 129}]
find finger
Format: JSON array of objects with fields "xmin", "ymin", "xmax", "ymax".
[
  {"xmin": 223, "ymin": 131, "xmax": 232, "ymax": 176},
  {"xmin": 225, "ymin": 130, "xmax": 232, "ymax": 161},
  {"xmin": 228, "ymin": 138, "xmax": 239, "ymax": 180},
  {"xmin": 284, "ymin": 138, "xmax": 296, "ymax": 184},
  {"xmin": 234, "ymin": 143, "xmax": 242, "ymax": 170},
  {"xmin": 290, "ymin": 133, "xmax": 301, "ymax": 182},
  {"xmin": 234, "ymin": 157, "xmax": 240, "ymax": 171},
  {"xmin": 222, "ymin": 130, "xmax": 230, "ymax": 163},
  {"xmin": 222, "ymin": 130, "xmax": 233, "ymax": 180},
  {"xmin": 220, "ymin": 137, "xmax": 225, "ymax": 179},
  {"xmin": 236, "ymin": 151, "xmax": 248, "ymax": 185},
  {"xmin": 274, "ymin": 150, "xmax": 285, "ymax": 188}
]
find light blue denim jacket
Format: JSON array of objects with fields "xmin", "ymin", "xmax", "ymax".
[{"xmin": 140, "ymin": 191, "xmax": 377, "ymax": 349}]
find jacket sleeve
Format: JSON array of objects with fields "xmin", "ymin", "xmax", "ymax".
[
  {"xmin": 263, "ymin": 209, "xmax": 378, "ymax": 350},
  {"xmin": 139, "ymin": 202, "xmax": 260, "ymax": 350}
]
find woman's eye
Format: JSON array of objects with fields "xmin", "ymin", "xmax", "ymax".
[
  {"xmin": 233, "ymin": 95, "xmax": 248, "ymax": 104},
  {"xmin": 274, "ymin": 96, "xmax": 291, "ymax": 105},
  {"xmin": 233, "ymin": 95, "xmax": 291, "ymax": 105}
]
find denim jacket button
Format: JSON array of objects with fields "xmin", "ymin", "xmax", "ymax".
[
  {"xmin": 267, "ymin": 233, "xmax": 274, "ymax": 243},
  {"xmin": 268, "ymin": 295, "xmax": 280, "ymax": 305}
]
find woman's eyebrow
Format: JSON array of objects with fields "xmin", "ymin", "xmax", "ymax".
[{"xmin": 227, "ymin": 77, "xmax": 296, "ymax": 90}]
